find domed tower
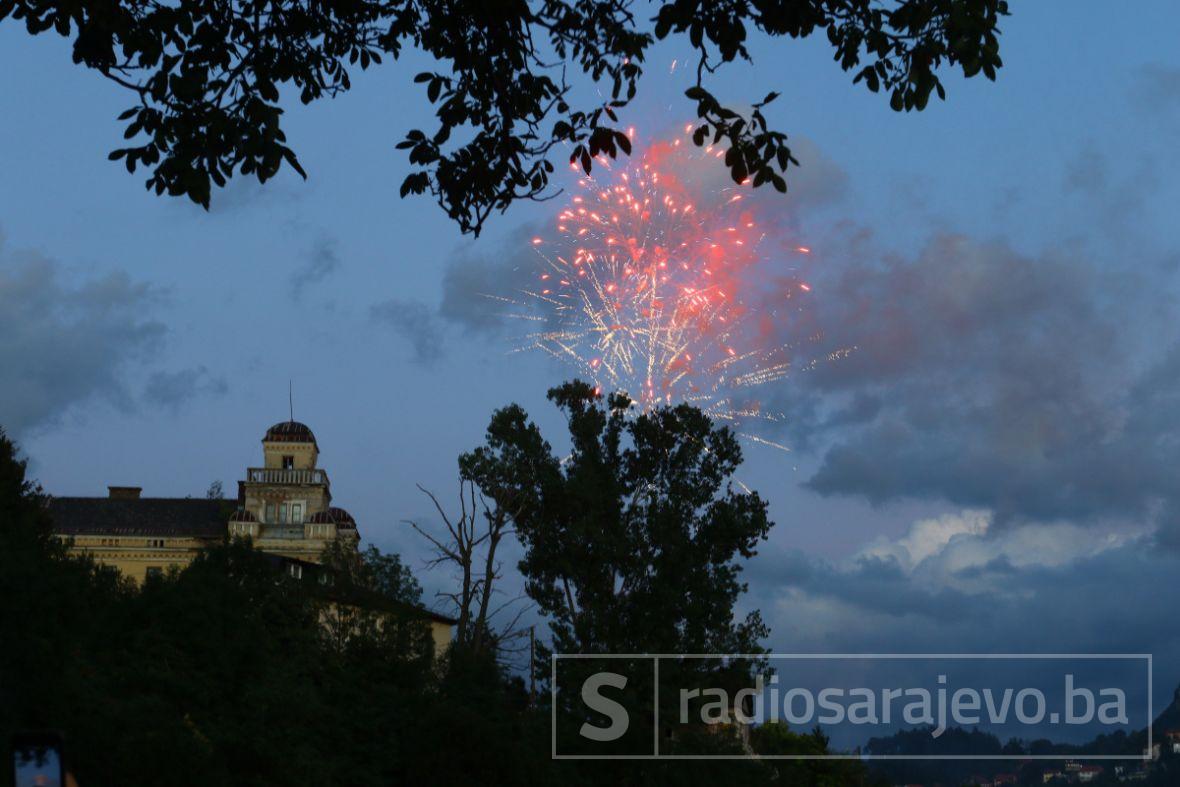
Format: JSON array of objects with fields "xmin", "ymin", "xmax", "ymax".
[
  {"xmin": 262, "ymin": 420, "xmax": 319, "ymax": 470},
  {"xmin": 228, "ymin": 420, "xmax": 359, "ymax": 561}
]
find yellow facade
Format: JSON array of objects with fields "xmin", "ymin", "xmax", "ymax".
[
  {"xmin": 63, "ymin": 532, "xmax": 214, "ymax": 584},
  {"xmin": 320, "ymin": 602, "xmax": 455, "ymax": 659}
]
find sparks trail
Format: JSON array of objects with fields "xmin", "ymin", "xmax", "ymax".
[{"xmin": 505, "ymin": 129, "xmax": 836, "ymax": 445}]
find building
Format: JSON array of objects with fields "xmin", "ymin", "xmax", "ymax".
[
  {"xmin": 49, "ymin": 420, "xmax": 454, "ymax": 654},
  {"xmin": 50, "ymin": 420, "xmax": 359, "ymax": 580},
  {"xmin": 226, "ymin": 419, "xmax": 362, "ymax": 562},
  {"xmin": 257, "ymin": 552, "xmax": 457, "ymax": 658},
  {"xmin": 50, "ymin": 490, "xmax": 234, "ymax": 583}
]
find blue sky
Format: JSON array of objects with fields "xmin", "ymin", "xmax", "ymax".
[{"xmin": 3, "ymin": 2, "xmax": 1180, "ymax": 741}]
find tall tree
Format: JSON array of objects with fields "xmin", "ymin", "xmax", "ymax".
[
  {"xmin": 0, "ymin": 427, "xmax": 59, "ymax": 555},
  {"xmin": 463, "ymin": 380, "xmax": 772, "ymax": 657},
  {"xmin": 405, "ymin": 479, "xmax": 524, "ymax": 659},
  {"xmin": 0, "ymin": 430, "xmax": 131, "ymax": 779},
  {"xmin": 318, "ymin": 540, "xmax": 432, "ymax": 657},
  {"xmin": 463, "ymin": 381, "xmax": 775, "ymax": 769},
  {"xmin": 321, "ymin": 539, "xmax": 424, "ymax": 606},
  {"xmin": 1, "ymin": 0, "xmax": 1008, "ymax": 233}
]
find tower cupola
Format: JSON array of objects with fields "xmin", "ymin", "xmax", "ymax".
[{"xmin": 262, "ymin": 420, "xmax": 318, "ymax": 469}]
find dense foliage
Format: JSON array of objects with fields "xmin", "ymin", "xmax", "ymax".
[
  {"xmin": 1, "ymin": 0, "xmax": 1008, "ymax": 233},
  {"xmin": 0, "ymin": 403, "xmax": 882, "ymax": 784},
  {"xmin": 0, "ymin": 427, "xmax": 546, "ymax": 786},
  {"xmin": 463, "ymin": 380, "xmax": 772, "ymax": 659}
]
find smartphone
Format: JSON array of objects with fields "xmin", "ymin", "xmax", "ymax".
[{"xmin": 11, "ymin": 732, "xmax": 65, "ymax": 787}]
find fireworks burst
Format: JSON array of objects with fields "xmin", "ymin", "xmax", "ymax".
[{"xmin": 506, "ymin": 129, "xmax": 827, "ymax": 444}]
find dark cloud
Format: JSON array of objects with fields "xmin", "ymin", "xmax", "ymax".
[
  {"xmin": 759, "ymin": 225, "xmax": 1180, "ymax": 542},
  {"xmin": 439, "ymin": 222, "xmax": 549, "ymax": 335},
  {"xmin": 375, "ymin": 223, "xmax": 549, "ymax": 358},
  {"xmin": 1062, "ymin": 144, "xmax": 1109, "ymax": 193},
  {"xmin": 759, "ymin": 135, "xmax": 850, "ymax": 212},
  {"xmin": 750, "ymin": 112, "xmax": 1180, "ymax": 545},
  {"xmin": 1132, "ymin": 63, "xmax": 1180, "ymax": 115},
  {"xmin": 370, "ymin": 298, "xmax": 446, "ymax": 365},
  {"xmin": 747, "ymin": 511, "xmax": 1164, "ymax": 646},
  {"xmin": 0, "ymin": 237, "xmax": 167, "ymax": 435},
  {"xmin": 1061, "ymin": 146, "xmax": 1159, "ymax": 229},
  {"xmin": 177, "ymin": 172, "xmax": 306, "ymax": 215},
  {"xmin": 290, "ymin": 238, "xmax": 341, "ymax": 298},
  {"xmin": 743, "ymin": 526, "xmax": 1177, "ymax": 744},
  {"xmin": 143, "ymin": 366, "xmax": 229, "ymax": 411}
]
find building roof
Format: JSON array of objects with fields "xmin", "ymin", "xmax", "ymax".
[
  {"xmin": 307, "ymin": 506, "xmax": 356, "ymax": 528},
  {"xmin": 333, "ymin": 583, "xmax": 460, "ymax": 626},
  {"xmin": 48, "ymin": 497, "xmax": 231, "ymax": 537},
  {"xmin": 229, "ymin": 507, "xmax": 257, "ymax": 523},
  {"xmin": 256, "ymin": 552, "xmax": 458, "ymax": 626},
  {"xmin": 263, "ymin": 420, "xmax": 316, "ymax": 445}
]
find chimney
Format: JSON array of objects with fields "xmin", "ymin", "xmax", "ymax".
[{"xmin": 108, "ymin": 486, "xmax": 142, "ymax": 500}]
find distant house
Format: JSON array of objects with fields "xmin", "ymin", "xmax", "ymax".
[
  {"xmin": 1113, "ymin": 764, "xmax": 1149, "ymax": 782},
  {"xmin": 1075, "ymin": 764, "xmax": 1103, "ymax": 783},
  {"xmin": 258, "ymin": 552, "xmax": 457, "ymax": 658}
]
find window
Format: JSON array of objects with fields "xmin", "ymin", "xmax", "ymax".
[
  {"xmin": 291, "ymin": 503, "xmax": 303, "ymax": 524},
  {"xmin": 282, "ymin": 455, "xmax": 294, "ymax": 469},
  {"xmin": 288, "ymin": 563, "xmax": 303, "ymax": 580},
  {"xmin": 145, "ymin": 567, "xmax": 163, "ymax": 580},
  {"xmin": 279, "ymin": 502, "xmax": 289, "ymax": 524},
  {"xmin": 265, "ymin": 502, "xmax": 276, "ymax": 523}
]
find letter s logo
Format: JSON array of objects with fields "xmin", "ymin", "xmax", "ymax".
[{"xmin": 579, "ymin": 672, "xmax": 630, "ymax": 742}]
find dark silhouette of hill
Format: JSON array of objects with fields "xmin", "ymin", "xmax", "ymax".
[
  {"xmin": 1152, "ymin": 685, "xmax": 1180, "ymax": 734},
  {"xmin": 864, "ymin": 685, "xmax": 1180, "ymax": 785}
]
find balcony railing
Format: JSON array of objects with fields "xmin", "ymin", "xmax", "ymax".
[
  {"xmin": 258, "ymin": 526, "xmax": 308, "ymax": 540},
  {"xmin": 246, "ymin": 468, "xmax": 329, "ymax": 486}
]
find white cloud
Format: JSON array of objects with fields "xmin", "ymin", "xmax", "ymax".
[
  {"xmin": 856, "ymin": 509, "xmax": 991, "ymax": 572},
  {"xmin": 852, "ymin": 510, "xmax": 1154, "ymax": 596}
]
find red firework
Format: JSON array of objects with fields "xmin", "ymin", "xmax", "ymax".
[{"xmin": 518, "ymin": 129, "xmax": 816, "ymax": 431}]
